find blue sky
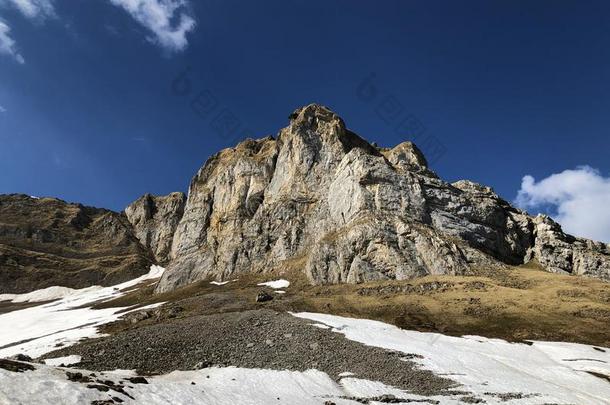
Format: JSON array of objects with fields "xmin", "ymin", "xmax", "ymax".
[{"xmin": 1, "ymin": 1, "xmax": 609, "ymax": 241}]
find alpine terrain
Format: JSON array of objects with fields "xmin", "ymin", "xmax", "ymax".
[{"xmin": 1, "ymin": 105, "xmax": 609, "ymax": 405}]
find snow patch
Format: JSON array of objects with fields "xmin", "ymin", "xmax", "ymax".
[
  {"xmin": 210, "ymin": 279, "xmax": 238, "ymax": 286},
  {"xmin": 0, "ymin": 266, "xmax": 165, "ymax": 358},
  {"xmin": 0, "ymin": 364, "xmax": 362, "ymax": 405},
  {"xmin": 257, "ymin": 279, "xmax": 290, "ymax": 289},
  {"xmin": 43, "ymin": 355, "xmax": 82, "ymax": 366},
  {"xmin": 292, "ymin": 312, "xmax": 610, "ymax": 405},
  {"xmin": 338, "ymin": 371, "xmax": 355, "ymax": 377},
  {"xmin": 0, "ymin": 286, "xmax": 79, "ymax": 303}
]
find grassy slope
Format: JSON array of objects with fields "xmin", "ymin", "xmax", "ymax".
[{"xmin": 97, "ymin": 262, "xmax": 610, "ymax": 347}]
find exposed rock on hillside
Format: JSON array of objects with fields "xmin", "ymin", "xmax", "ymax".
[
  {"xmin": 528, "ymin": 214, "xmax": 610, "ymax": 278},
  {"xmin": 155, "ymin": 104, "xmax": 610, "ymax": 292},
  {"xmin": 0, "ymin": 194, "xmax": 153, "ymax": 293},
  {"xmin": 125, "ymin": 192, "xmax": 186, "ymax": 263},
  {"xmin": 2, "ymin": 105, "xmax": 607, "ymax": 295}
]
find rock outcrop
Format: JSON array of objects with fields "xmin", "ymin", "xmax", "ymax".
[
  {"xmin": 125, "ymin": 192, "xmax": 186, "ymax": 263},
  {"xmin": 154, "ymin": 104, "xmax": 610, "ymax": 293},
  {"xmin": 3, "ymin": 105, "xmax": 607, "ymax": 295},
  {"xmin": 527, "ymin": 214, "xmax": 610, "ymax": 278},
  {"xmin": 0, "ymin": 194, "xmax": 153, "ymax": 293}
]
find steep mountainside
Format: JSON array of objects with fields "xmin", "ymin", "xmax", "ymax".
[
  {"xmin": 150, "ymin": 104, "xmax": 610, "ymax": 292},
  {"xmin": 0, "ymin": 194, "xmax": 153, "ymax": 293}
]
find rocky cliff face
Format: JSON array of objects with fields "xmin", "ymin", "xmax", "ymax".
[
  {"xmin": 3, "ymin": 105, "xmax": 607, "ymax": 295},
  {"xmin": 528, "ymin": 215, "xmax": 610, "ymax": 278},
  {"xmin": 125, "ymin": 192, "xmax": 186, "ymax": 263},
  {"xmin": 0, "ymin": 194, "xmax": 153, "ymax": 293},
  {"xmin": 154, "ymin": 104, "xmax": 610, "ymax": 292}
]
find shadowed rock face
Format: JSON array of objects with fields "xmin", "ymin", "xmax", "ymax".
[
  {"xmin": 0, "ymin": 194, "xmax": 153, "ymax": 293},
  {"xmin": 154, "ymin": 104, "xmax": 610, "ymax": 292},
  {"xmin": 125, "ymin": 192, "xmax": 186, "ymax": 264}
]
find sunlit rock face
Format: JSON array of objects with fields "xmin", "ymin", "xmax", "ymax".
[{"xmin": 153, "ymin": 104, "xmax": 610, "ymax": 292}]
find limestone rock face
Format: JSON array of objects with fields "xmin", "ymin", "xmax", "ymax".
[
  {"xmin": 426, "ymin": 179, "xmax": 535, "ymax": 265},
  {"xmin": 125, "ymin": 192, "xmax": 186, "ymax": 263},
  {"xmin": 0, "ymin": 194, "xmax": 153, "ymax": 293},
  {"xmin": 381, "ymin": 141, "xmax": 428, "ymax": 170},
  {"xmin": 528, "ymin": 215, "xmax": 610, "ymax": 281},
  {"xmin": 154, "ymin": 104, "xmax": 610, "ymax": 292}
]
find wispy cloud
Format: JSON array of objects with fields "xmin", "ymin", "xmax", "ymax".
[
  {"xmin": 0, "ymin": 0, "xmax": 55, "ymax": 63},
  {"xmin": 0, "ymin": 105, "xmax": 6, "ymax": 113},
  {"xmin": 0, "ymin": 0, "xmax": 195, "ymax": 64},
  {"xmin": 516, "ymin": 166, "xmax": 610, "ymax": 243},
  {"xmin": 108, "ymin": 0, "xmax": 195, "ymax": 53},
  {"xmin": 0, "ymin": 20, "xmax": 24, "ymax": 63},
  {"xmin": 104, "ymin": 24, "xmax": 120, "ymax": 37},
  {"xmin": 0, "ymin": 0, "xmax": 56, "ymax": 20}
]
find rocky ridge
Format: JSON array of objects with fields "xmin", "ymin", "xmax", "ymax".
[
  {"xmin": 0, "ymin": 194, "xmax": 153, "ymax": 293},
  {"xmin": 140, "ymin": 104, "xmax": 610, "ymax": 292}
]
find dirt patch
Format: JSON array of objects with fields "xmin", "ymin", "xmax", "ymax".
[
  {"xmin": 557, "ymin": 289, "xmax": 587, "ymax": 299},
  {"xmin": 0, "ymin": 358, "xmax": 35, "ymax": 372},
  {"xmin": 571, "ymin": 306, "xmax": 610, "ymax": 321},
  {"xmin": 0, "ymin": 300, "xmax": 51, "ymax": 315},
  {"xmin": 586, "ymin": 371, "xmax": 610, "ymax": 384},
  {"xmin": 483, "ymin": 392, "xmax": 540, "ymax": 401}
]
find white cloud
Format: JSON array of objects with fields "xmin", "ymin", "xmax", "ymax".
[
  {"xmin": 516, "ymin": 166, "xmax": 610, "ymax": 243},
  {"xmin": 0, "ymin": 0, "xmax": 55, "ymax": 20},
  {"xmin": 109, "ymin": 0, "xmax": 195, "ymax": 52},
  {"xmin": 0, "ymin": 21, "xmax": 25, "ymax": 63},
  {"xmin": 0, "ymin": 105, "xmax": 6, "ymax": 113},
  {"xmin": 0, "ymin": 0, "xmax": 55, "ymax": 63}
]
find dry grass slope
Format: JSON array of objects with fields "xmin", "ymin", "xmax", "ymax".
[{"xmin": 98, "ymin": 262, "xmax": 610, "ymax": 347}]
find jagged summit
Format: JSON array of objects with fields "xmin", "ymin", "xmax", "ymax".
[{"xmin": 119, "ymin": 104, "xmax": 609, "ymax": 293}]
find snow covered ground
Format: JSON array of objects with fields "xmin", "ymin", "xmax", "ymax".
[
  {"xmin": 0, "ymin": 365, "xmax": 357, "ymax": 405},
  {"xmin": 0, "ymin": 286, "xmax": 79, "ymax": 303},
  {"xmin": 293, "ymin": 312, "xmax": 610, "ymax": 405},
  {"xmin": 1, "ymin": 271, "xmax": 609, "ymax": 404},
  {"xmin": 3, "ymin": 323, "xmax": 609, "ymax": 405},
  {"xmin": 0, "ymin": 265, "xmax": 165, "ymax": 358},
  {"xmin": 0, "ymin": 361, "xmax": 491, "ymax": 405}
]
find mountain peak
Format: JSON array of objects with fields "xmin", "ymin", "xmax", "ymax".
[{"xmin": 140, "ymin": 105, "xmax": 610, "ymax": 292}]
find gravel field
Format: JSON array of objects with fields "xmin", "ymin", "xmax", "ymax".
[{"xmin": 43, "ymin": 309, "xmax": 459, "ymax": 397}]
